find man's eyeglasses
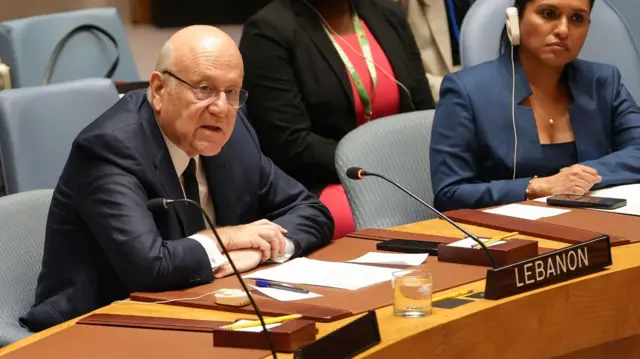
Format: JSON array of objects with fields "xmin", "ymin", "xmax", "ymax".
[{"xmin": 162, "ymin": 70, "xmax": 248, "ymax": 108}]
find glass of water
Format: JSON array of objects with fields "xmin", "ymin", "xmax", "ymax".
[{"xmin": 392, "ymin": 269, "xmax": 433, "ymax": 318}]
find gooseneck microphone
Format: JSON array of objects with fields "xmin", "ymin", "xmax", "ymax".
[
  {"xmin": 346, "ymin": 167, "xmax": 497, "ymax": 269},
  {"xmin": 147, "ymin": 198, "xmax": 278, "ymax": 358}
]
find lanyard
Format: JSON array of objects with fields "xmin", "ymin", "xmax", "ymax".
[{"xmin": 322, "ymin": 12, "xmax": 377, "ymax": 119}]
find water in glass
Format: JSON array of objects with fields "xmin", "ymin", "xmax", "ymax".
[{"xmin": 392, "ymin": 269, "xmax": 432, "ymax": 318}]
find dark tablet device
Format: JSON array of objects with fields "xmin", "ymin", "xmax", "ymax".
[
  {"xmin": 546, "ymin": 194, "xmax": 626, "ymax": 210},
  {"xmin": 376, "ymin": 239, "xmax": 440, "ymax": 255}
]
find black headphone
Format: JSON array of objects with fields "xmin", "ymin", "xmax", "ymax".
[
  {"xmin": 42, "ymin": 24, "xmax": 120, "ymax": 85},
  {"xmin": 0, "ymin": 24, "xmax": 119, "ymax": 91}
]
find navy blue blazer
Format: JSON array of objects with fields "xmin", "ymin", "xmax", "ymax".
[
  {"xmin": 430, "ymin": 52, "xmax": 640, "ymax": 211},
  {"xmin": 21, "ymin": 90, "xmax": 334, "ymax": 331}
]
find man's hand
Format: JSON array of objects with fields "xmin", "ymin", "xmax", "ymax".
[
  {"xmin": 218, "ymin": 219, "xmax": 288, "ymax": 261},
  {"xmin": 198, "ymin": 219, "xmax": 288, "ymax": 261},
  {"xmin": 214, "ymin": 249, "xmax": 263, "ymax": 279},
  {"xmin": 529, "ymin": 164, "xmax": 602, "ymax": 198}
]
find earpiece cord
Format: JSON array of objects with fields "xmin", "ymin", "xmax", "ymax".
[{"xmin": 506, "ymin": 7, "xmax": 519, "ymax": 180}]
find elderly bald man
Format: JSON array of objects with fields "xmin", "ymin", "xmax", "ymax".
[{"xmin": 21, "ymin": 25, "xmax": 334, "ymax": 332}]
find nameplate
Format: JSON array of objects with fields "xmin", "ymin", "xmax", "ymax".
[
  {"xmin": 293, "ymin": 311, "xmax": 380, "ymax": 359},
  {"xmin": 484, "ymin": 235, "xmax": 612, "ymax": 300}
]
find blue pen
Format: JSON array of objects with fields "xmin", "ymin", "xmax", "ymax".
[{"xmin": 255, "ymin": 280, "xmax": 310, "ymax": 294}]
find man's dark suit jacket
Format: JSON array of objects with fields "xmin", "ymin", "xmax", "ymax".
[
  {"xmin": 239, "ymin": 0, "xmax": 435, "ymax": 193},
  {"xmin": 20, "ymin": 90, "xmax": 334, "ymax": 332}
]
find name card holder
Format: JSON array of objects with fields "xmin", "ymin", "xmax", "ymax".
[
  {"xmin": 437, "ymin": 238, "xmax": 539, "ymax": 267},
  {"xmin": 484, "ymin": 235, "xmax": 612, "ymax": 300},
  {"xmin": 444, "ymin": 209, "xmax": 629, "ymax": 246},
  {"xmin": 293, "ymin": 311, "xmax": 381, "ymax": 359},
  {"xmin": 213, "ymin": 318, "xmax": 318, "ymax": 353}
]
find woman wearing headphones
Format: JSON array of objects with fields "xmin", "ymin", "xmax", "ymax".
[
  {"xmin": 239, "ymin": 0, "xmax": 434, "ymax": 239},
  {"xmin": 430, "ymin": 0, "xmax": 640, "ymax": 211}
]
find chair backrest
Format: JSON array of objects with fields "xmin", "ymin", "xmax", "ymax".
[
  {"xmin": 0, "ymin": 78, "xmax": 119, "ymax": 194},
  {"xmin": 0, "ymin": 189, "xmax": 52, "ymax": 347},
  {"xmin": 0, "ymin": 7, "xmax": 139, "ymax": 89},
  {"xmin": 607, "ymin": 0, "xmax": 640, "ymax": 51},
  {"xmin": 459, "ymin": 0, "xmax": 640, "ymax": 100},
  {"xmin": 335, "ymin": 110, "xmax": 437, "ymax": 230}
]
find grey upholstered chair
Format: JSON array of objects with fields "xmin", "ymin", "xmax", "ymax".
[
  {"xmin": 0, "ymin": 7, "xmax": 139, "ymax": 89},
  {"xmin": 336, "ymin": 110, "xmax": 437, "ymax": 230},
  {"xmin": 460, "ymin": 0, "xmax": 640, "ymax": 100},
  {"xmin": 0, "ymin": 189, "xmax": 53, "ymax": 347},
  {"xmin": 0, "ymin": 78, "xmax": 119, "ymax": 194},
  {"xmin": 607, "ymin": 0, "xmax": 640, "ymax": 51}
]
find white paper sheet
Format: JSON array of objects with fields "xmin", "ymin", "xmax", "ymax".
[
  {"xmin": 233, "ymin": 319, "xmax": 282, "ymax": 332},
  {"xmin": 347, "ymin": 252, "xmax": 428, "ymax": 266},
  {"xmin": 446, "ymin": 237, "xmax": 507, "ymax": 248},
  {"xmin": 249, "ymin": 284, "xmax": 322, "ymax": 302},
  {"xmin": 243, "ymin": 258, "xmax": 397, "ymax": 290},
  {"xmin": 484, "ymin": 203, "xmax": 570, "ymax": 220},
  {"xmin": 535, "ymin": 183, "xmax": 640, "ymax": 216},
  {"xmin": 590, "ymin": 184, "xmax": 640, "ymax": 215}
]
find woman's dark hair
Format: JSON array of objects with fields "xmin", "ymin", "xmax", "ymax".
[{"xmin": 499, "ymin": 0, "xmax": 596, "ymax": 53}]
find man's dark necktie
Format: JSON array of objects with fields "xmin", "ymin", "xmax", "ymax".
[{"xmin": 182, "ymin": 158, "xmax": 206, "ymax": 234}]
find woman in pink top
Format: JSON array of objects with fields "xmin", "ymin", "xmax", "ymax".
[{"xmin": 240, "ymin": 0, "xmax": 434, "ymax": 239}]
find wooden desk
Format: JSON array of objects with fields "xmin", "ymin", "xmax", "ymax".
[{"xmin": 3, "ymin": 219, "xmax": 640, "ymax": 358}]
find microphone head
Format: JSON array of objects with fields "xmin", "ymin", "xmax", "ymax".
[
  {"xmin": 147, "ymin": 198, "xmax": 168, "ymax": 211},
  {"xmin": 346, "ymin": 167, "xmax": 366, "ymax": 180}
]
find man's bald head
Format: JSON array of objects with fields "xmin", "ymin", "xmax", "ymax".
[
  {"xmin": 148, "ymin": 25, "xmax": 244, "ymax": 158},
  {"xmin": 154, "ymin": 25, "xmax": 241, "ymax": 73}
]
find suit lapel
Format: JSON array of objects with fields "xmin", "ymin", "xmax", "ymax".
[
  {"xmin": 202, "ymin": 154, "xmax": 236, "ymax": 226},
  {"xmin": 292, "ymin": 0, "xmax": 354, "ymax": 109},
  {"xmin": 497, "ymin": 52, "xmax": 544, "ymax": 173},
  {"xmin": 141, "ymin": 102, "xmax": 191, "ymax": 236},
  {"xmin": 566, "ymin": 62, "xmax": 599, "ymax": 162},
  {"xmin": 424, "ymin": 0, "xmax": 454, "ymax": 71}
]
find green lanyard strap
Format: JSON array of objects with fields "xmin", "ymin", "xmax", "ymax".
[{"xmin": 322, "ymin": 12, "xmax": 377, "ymax": 119}]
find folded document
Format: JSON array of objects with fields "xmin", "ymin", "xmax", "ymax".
[
  {"xmin": 244, "ymin": 258, "xmax": 397, "ymax": 290},
  {"xmin": 484, "ymin": 203, "xmax": 570, "ymax": 220},
  {"xmin": 347, "ymin": 252, "xmax": 428, "ymax": 266}
]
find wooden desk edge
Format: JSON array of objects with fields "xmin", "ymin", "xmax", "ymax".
[{"xmin": 2, "ymin": 219, "xmax": 637, "ymax": 358}]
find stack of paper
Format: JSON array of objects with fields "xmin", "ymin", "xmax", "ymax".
[
  {"xmin": 244, "ymin": 258, "xmax": 397, "ymax": 290},
  {"xmin": 249, "ymin": 284, "xmax": 322, "ymax": 302},
  {"xmin": 347, "ymin": 252, "xmax": 428, "ymax": 266},
  {"xmin": 446, "ymin": 237, "xmax": 506, "ymax": 248},
  {"xmin": 484, "ymin": 203, "xmax": 570, "ymax": 220},
  {"xmin": 589, "ymin": 184, "xmax": 640, "ymax": 215},
  {"xmin": 233, "ymin": 320, "xmax": 281, "ymax": 332},
  {"xmin": 535, "ymin": 184, "xmax": 640, "ymax": 216}
]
